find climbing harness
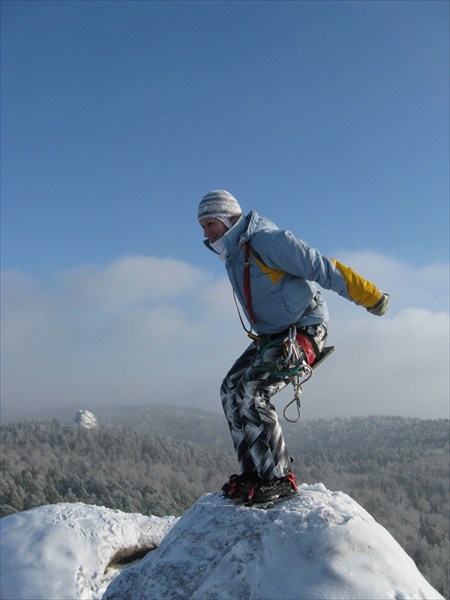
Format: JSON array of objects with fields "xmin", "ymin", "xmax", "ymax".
[{"xmin": 234, "ymin": 239, "xmax": 335, "ymax": 422}]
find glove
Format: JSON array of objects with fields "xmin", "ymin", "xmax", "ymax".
[{"xmin": 367, "ymin": 292, "xmax": 390, "ymax": 316}]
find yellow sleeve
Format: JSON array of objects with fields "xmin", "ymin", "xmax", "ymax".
[{"xmin": 331, "ymin": 259, "xmax": 383, "ymax": 308}]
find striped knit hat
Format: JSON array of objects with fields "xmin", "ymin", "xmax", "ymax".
[{"xmin": 198, "ymin": 190, "xmax": 243, "ymax": 229}]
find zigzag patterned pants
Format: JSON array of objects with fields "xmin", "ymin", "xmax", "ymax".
[{"xmin": 220, "ymin": 324, "xmax": 327, "ymax": 481}]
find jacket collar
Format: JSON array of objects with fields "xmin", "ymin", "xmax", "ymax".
[
  {"xmin": 203, "ymin": 213, "xmax": 248, "ymax": 255},
  {"xmin": 203, "ymin": 210, "xmax": 275, "ymax": 257}
]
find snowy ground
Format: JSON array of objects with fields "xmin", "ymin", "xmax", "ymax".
[
  {"xmin": 0, "ymin": 484, "xmax": 444, "ymax": 600},
  {"xmin": 0, "ymin": 502, "xmax": 177, "ymax": 599}
]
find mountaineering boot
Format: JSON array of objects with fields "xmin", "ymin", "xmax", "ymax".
[
  {"xmin": 243, "ymin": 471, "xmax": 298, "ymax": 505},
  {"xmin": 222, "ymin": 472, "xmax": 261, "ymax": 499}
]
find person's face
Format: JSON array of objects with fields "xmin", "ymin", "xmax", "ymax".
[{"xmin": 200, "ymin": 218, "xmax": 228, "ymax": 243}]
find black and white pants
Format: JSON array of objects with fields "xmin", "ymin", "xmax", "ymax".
[{"xmin": 220, "ymin": 324, "xmax": 327, "ymax": 481}]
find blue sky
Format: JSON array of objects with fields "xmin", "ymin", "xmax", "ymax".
[{"xmin": 1, "ymin": 0, "xmax": 449, "ymax": 420}]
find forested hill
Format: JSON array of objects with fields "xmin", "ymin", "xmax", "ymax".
[
  {"xmin": 1, "ymin": 421, "xmax": 237, "ymax": 518},
  {"xmin": 3, "ymin": 402, "xmax": 448, "ymax": 452},
  {"xmin": 104, "ymin": 407, "xmax": 447, "ymax": 452},
  {"xmin": 0, "ymin": 411, "xmax": 448, "ymax": 597}
]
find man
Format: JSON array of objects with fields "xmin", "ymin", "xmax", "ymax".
[{"xmin": 198, "ymin": 189, "xmax": 389, "ymax": 504}]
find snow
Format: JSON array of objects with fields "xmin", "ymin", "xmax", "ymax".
[
  {"xmin": 0, "ymin": 485, "xmax": 444, "ymax": 600},
  {"xmin": 0, "ymin": 502, "xmax": 177, "ymax": 599}
]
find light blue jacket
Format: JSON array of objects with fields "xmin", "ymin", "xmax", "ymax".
[{"xmin": 215, "ymin": 211, "xmax": 383, "ymax": 335}]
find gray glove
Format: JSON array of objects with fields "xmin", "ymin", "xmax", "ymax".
[{"xmin": 367, "ymin": 292, "xmax": 390, "ymax": 316}]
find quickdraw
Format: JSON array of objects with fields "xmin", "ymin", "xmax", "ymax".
[
  {"xmin": 282, "ymin": 369, "xmax": 312, "ymax": 423},
  {"xmin": 283, "ymin": 345, "xmax": 336, "ymax": 422}
]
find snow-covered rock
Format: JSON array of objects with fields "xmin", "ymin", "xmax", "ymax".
[
  {"xmin": 0, "ymin": 485, "xmax": 444, "ymax": 600},
  {"xmin": 74, "ymin": 409, "xmax": 98, "ymax": 430},
  {"xmin": 0, "ymin": 503, "xmax": 177, "ymax": 600},
  {"xmin": 105, "ymin": 484, "xmax": 443, "ymax": 600}
]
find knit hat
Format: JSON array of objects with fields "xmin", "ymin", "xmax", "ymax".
[{"xmin": 198, "ymin": 190, "xmax": 242, "ymax": 230}]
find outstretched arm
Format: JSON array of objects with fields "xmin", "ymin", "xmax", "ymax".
[
  {"xmin": 252, "ymin": 229, "xmax": 390, "ymax": 316},
  {"xmin": 330, "ymin": 258, "xmax": 390, "ymax": 316}
]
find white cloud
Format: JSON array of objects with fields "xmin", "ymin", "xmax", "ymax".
[
  {"xmin": 1, "ymin": 252, "xmax": 448, "ymax": 420},
  {"xmin": 59, "ymin": 255, "xmax": 207, "ymax": 312}
]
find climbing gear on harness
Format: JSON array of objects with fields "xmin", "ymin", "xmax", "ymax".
[
  {"xmin": 283, "ymin": 371, "xmax": 312, "ymax": 423},
  {"xmin": 295, "ymin": 330, "xmax": 317, "ymax": 366},
  {"xmin": 257, "ymin": 327, "xmax": 335, "ymax": 423},
  {"xmin": 282, "ymin": 345, "xmax": 336, "ymax": 423},
  {"xmin": 258, "ymin": 327, "xmax": 315, "ymax": 377}
]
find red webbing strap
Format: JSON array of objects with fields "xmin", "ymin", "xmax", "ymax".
[
  {"xmin": 243, "ymin": 243, "xmax": 257, "ymax": 325},
  {"xmin": 296, "ymin": 332, "xmax": 316, "ymax": 366}
]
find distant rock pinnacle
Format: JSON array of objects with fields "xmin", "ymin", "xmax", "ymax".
[{"xmin": 74, "ymin": 409, "xmax": 98, "ymax": 430}]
